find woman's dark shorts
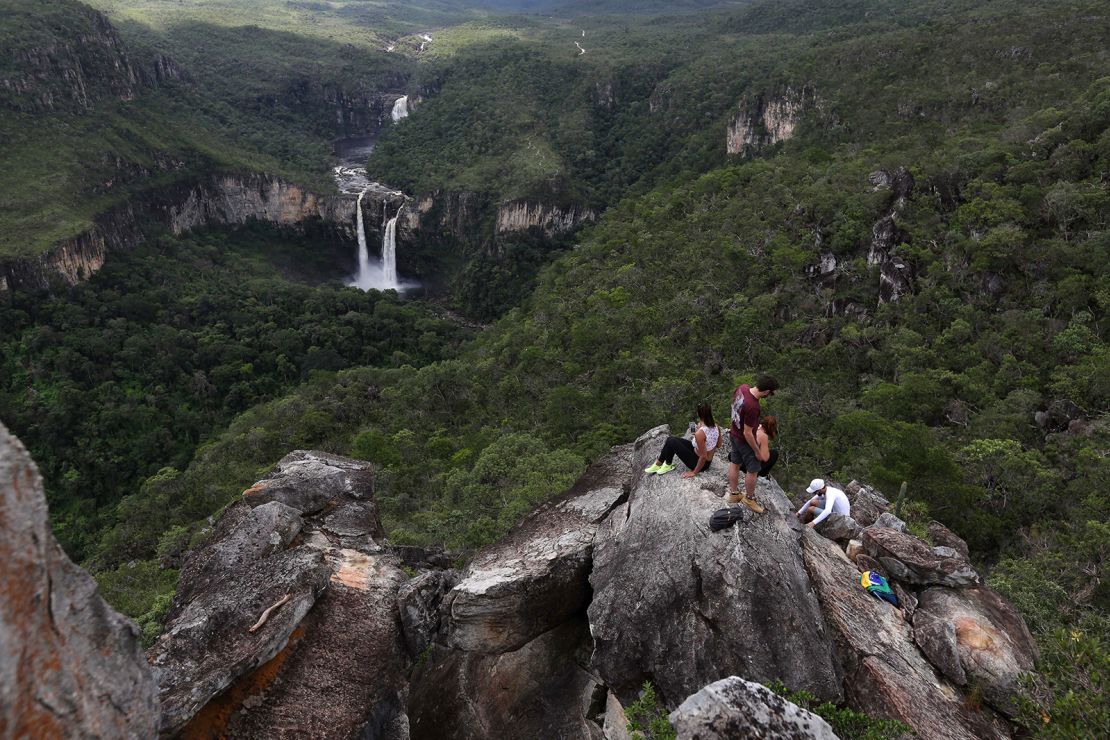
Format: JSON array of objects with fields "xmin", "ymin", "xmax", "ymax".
[{"xmin": 727, "ymin": 437, "xmax": 761, "ymax": 473}]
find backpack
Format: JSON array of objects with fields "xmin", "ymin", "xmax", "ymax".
[
  {"xmin": 861, "ymin": 570, "xmax": 899, "ymax": 607},
  {"xmin": 710, "ymin": 506, "xmax": 746, "ymax": 531}
]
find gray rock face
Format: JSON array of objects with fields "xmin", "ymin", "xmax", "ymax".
[
  {"xmin": 589, "ymin": 426, "xmax": 843, "ymax": 709},
  {"xmin": 148, "ymin": 547, "xmax": 331, "ymax": 735},
  {"xmin": 815, "ymin": 513, "xmax": 863, "ymax": 543},
  {"xmin": 398, "ymin": 570, "xmax": 461, "ymax": 658},
  {"xmin": 409, "ymin": 617, "xmax": 604, "ymax": 740},
  {"xmin": 0, "ymin": 422, "xmax": 159, "ymax": 739},
  {"xmin": 844, "ymin": 480, "xmax": 890, "ymax": 526},
  {"xmin": 801, "ymin": 531, "xmax": 1008, "ymax": 740},
  {"xmin": 243, "ymin": 450, "xmax": 379, "ymax": 518},
  {"xmin": 214, "ymin": 549, "xmax": 411, "ymax": 739},
  {"xmin": 863, "ymin": 526, "xmax": 979, "ymax": 587},
  {"xmin": 445, "ymin": 448, "xmax": 629, "ymax": 654},
  {"xmin": 406, "ymin": 444, "xmax": 634, "ymax": 740},
  {"xmin": 670, "ymin": 677, "xmax": 839, "ymax": 740},
  {"xmin": 913, "ymin": 587, "xmax": 1038, "ymax": 717},
  {"xmin": 870, "ymin": 512, "xmax": 907, "ymax": 533},
  {"xmin": 927, "ymin": 520, "xmax": 970, "ymax": 559},
  {"xmin": 174, "ymin": 500, "xmax": 304, "ymax": 606}
]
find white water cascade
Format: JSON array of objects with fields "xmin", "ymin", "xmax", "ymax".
[
  {"xmin": 381, "ymin": 203, "xmax": 403, "ymax": 287},
  {"xmin": 391, "ymin": 95, "xmax": 409, "ymax": 122},
  {"xmin": 350, "ymin": 191, "xmax": 404, "ymax": 292}
]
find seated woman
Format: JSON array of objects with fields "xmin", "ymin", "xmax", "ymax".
[
  {"xmin": 753, "ymin": 415, "xmax": 779, "ymax": 477},
  {"xmin": 644, "ymin": 403, "xmax": 721, "ymax": 478}
]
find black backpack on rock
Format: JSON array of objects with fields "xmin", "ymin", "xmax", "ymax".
[{"xmin": 710, "ymin": 506, "xmax": 746, "ymax": 531}]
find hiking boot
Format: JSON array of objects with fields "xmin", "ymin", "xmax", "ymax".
[
  {"xmin": 654, "ymin": 462, "xmax": 676, "ymax": 475},
  {"xmin": 643, "ymin": 462, "xmax": 662, "ymax": 474},
  {"xmin": 740, "ymin": 495, "xmax": 765, "ymax": 514},
  {"xmin": 725, "ymin": 491, "xmax": 742, "ymax": 504}
]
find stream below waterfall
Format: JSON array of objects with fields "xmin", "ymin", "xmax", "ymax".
[{"xmin": 332, "ymin": 136, "xmax": 416, "ymax": 293}]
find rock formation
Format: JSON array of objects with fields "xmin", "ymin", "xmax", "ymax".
[
  {"xmin": 406, "ymin": 444, "xmax": 633, "ymax": 739},
  {"xmin": 589, "ymin": 426, "xmax": 843, "ymax": 708},
  {"xmin": 494, "ymin": 200, "xmax": 597, "ymax": 236},
  {"xmin": 150, "ymin": 450, "xmax": 410, "ymax": 738},
  {"xmin": 0, "ymin": 422, "xmax": 159, "ymax": 738},
  {"xmin": 727, "ymin": 87, "xmax": 814, "ymax": 155},
  {"xmin": 670, "ymin": 677, "xmax": 839, "ymax": 740}
]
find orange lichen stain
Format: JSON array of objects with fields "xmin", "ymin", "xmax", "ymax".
[
  {"xmin": 180, "ymin": 626, "xmax": 307, "ymax": 740},
  {"xmin": 329, "ymin": 550, "xmax": 371, "ymax": 591},
  {"xmin": 241, "ymin": 482, "xmax": 269, "ymax": 499},
  {"xmin": 955, "ymin": 616, "xmax": 997, "ymax": 651}
]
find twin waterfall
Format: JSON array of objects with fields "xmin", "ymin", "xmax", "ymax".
[{"xmin": 351, "ymin": 190, "xmax": 404, "ymax": 292}]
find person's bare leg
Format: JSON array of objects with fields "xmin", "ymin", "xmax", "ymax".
[
  {"xmin": 745, "ymin": 470, "xmax": 757, "ymax": 498},
  {"xmin": 728, "ymin": 462, "xmax": 739, "ymax": 494}
]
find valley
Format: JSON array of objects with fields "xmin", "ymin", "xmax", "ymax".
[{"xmin": 1, "ymin": 0, "xmax": 1108, "ymax": 736}]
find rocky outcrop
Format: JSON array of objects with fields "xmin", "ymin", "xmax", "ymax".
[
  {"xmin": 913, "ymin": 587, "xmax": 1038, "ymax": 717},
  {"xmin": 1, "ymin": 174, "xmax": 357, "ymax": 292},
  {"xmin": 866, "ymin": 168, "xmax": 915, "ymax": 303},
  {"xmin": 0, "ymin": 422, "xmax": 159, "ymax": 738},
  {"xmin": 495, "ymin": 200, "xmax": 597, "ymax": 236},
  {"xmin": 670, "ymin": 677, "xmax": 839, "ymax": 740},
  {"xmin": 844, "ymin": 480, "xmax": 890, "ymax": 526},
  {"xmin": 802, "ymin": 531, "xmax": 1009, "ymax": 739},
  {"xmin": 405, "ymin": 444, "xmax": 632, "ymax": 739},
  {"xmin": 727, "ymin": 86, "xmax": 813, "ymax": 155},
  {"xmin": 151, "ymin": 451, "xmax": 410, "ymax": 737},
  {"xmin": 589, "ymin": 426, "xmax": 843, "ymax": 709},
  {"xmin": 862, "ymin": 526, "xmax": 980, "ymax": 587}
]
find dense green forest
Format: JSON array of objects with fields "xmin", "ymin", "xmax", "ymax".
[{"xmin": 1, "ymin": 0, "xmax": 1108, "ymax": 734}]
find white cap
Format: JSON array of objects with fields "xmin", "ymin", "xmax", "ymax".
[{"xmin": 806, "ymin": 478, "xmax": 825, "ymax": 494}]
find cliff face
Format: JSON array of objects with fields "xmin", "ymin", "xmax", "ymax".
[
  {"xmin": 494, "ymin": 199, "xmax": 597, "ymax": 236},
  {"xmin": 727, "ymin": 86, "xmax": 814, "ymax": 155},
  {"xmin": 0, "ymin": 174, "xmax": 357, "ymax": 292},
  {"xmin": 0, "ymin": 0, "xmax": 182, "ymax": 114},
  {"xmin": 0, "ymin": 422, "xmax": 159, "ymax": 737}
]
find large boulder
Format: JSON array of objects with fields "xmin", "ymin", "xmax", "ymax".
[
  {"xmin": 148, "ymin": 547, "xmax": 331, "ymax": 735},
  {"xmin": 588, "ymin": 426, "xmax": 843, "ymax": 709},
  {"xmin": 844, "ymin": 480, "xmax": 890, "ymax": 526},
  {"xmin": 669, "ymin": 677, "xmax": 839, "ymax": 740},
  {"xmin": 195, "ymin": 548, "xmax": 411, "ymax": 739},
  {"xmin": 802, "ymin": 530, "xmax": 1010, "ymax": 739},
  {"xmin": 243, "ymin": 450, "xmax": 379, "ymax": 517},
  {"xmin": 815, "ymin": 513, "xmax": 862, "ymax": 543},
  {"xmin": 913, "ymin": 586, "xmax": 1038, "ymax": 717},
  {"xmin": 406, "ymin": 444, "xmax": 633, "ymax": 739},
  {"xmin": 927, "ymin": 521, "xmax": 970, "ymax": 559},
  {"xmin": 444, "ymin": 446, "xmax": 630, "ymax": 653},
  {"xmin": 408, "ymin": 617, "xmax": 605, "ymax": 740},
  {"xmin": 863, "ymin": 526, "xmax": 979, "ymax": 587},
  {"xmin": 0, "ymin": 422, "xmax": 159, "ymax": 739}
]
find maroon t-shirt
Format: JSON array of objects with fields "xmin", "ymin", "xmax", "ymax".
[{"xmin": 729, "ymin": 384, "xmax": 760, "ymax": 443}]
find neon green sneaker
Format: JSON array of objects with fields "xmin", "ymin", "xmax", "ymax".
[
  {"xmin": 643, "ymin": 462, "xmax": 662, "ymax": 474},
  {"xmin": 654, "ymin": 463, "xmax": 676, "ymax": 475}
]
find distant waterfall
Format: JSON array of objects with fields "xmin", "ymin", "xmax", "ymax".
[
  {"xmin": 354, "ymin": 190, "xmax": 372, "ymax": 286},
  {"xmin": 381, "ymin": 204, "xmax": 403, "ymax": 287},
  {"xmin": 391, "ymin": 95, "xmax": 409, "ymax": 122},
  {"xmin": 351, "ymin": 191, "xmax": 403, "ymax": 292}
]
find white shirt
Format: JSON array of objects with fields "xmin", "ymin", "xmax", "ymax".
[{"xmin": 798, "ymin": 486, "xmax": 850, "ymax": 526}]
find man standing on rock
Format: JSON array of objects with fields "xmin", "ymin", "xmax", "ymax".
[{"xmin": 726, "ymin": 374, "xmax": 779, "ymax": 513}]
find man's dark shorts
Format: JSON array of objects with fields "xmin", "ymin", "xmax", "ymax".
[{"xmin": 728, "ymin": 435, "xmax": 760, "ymax": 473}]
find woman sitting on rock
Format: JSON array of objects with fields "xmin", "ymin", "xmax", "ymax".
[{"xmin": 644, "ymin": 403, "xmax": 721, "ymax": 478}]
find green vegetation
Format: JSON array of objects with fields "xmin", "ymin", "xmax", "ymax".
[
  {"xmin": 768, "ymin": 681, "xmax": 911, "ymax": 739},
  {"xmin": 2, "ymin": 0, "xmax": 1109, "ymax": 734},
  {"xmin": 625, "ymin": 682, "xmax": 677, "ymax": 740},
  {"xmin": 0, "ymin": 222, "xmax": 470, "ymax": 562}
]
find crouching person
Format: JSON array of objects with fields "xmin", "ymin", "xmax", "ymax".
[{"xmin": 797, "ymin": 478, "xmax": 850, "ymax": 529}]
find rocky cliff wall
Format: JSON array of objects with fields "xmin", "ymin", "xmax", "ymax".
[
  {"xmin": 727, "ymin": 86, "xmax": 814, "ymax": 155},
  {"xmin": 0, "ymin": 173, "xmax": 360, "ymax": 292},
  {"xmin": 0, "ymin": 422, "xmax": 159, "ymax": 738},
  {"xmin": 494, "ymin": 199, "xmax": 597, "ymax": 236}
]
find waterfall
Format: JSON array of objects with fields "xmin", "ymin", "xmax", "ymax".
[
  {"xmin": 391, "ymin": 95, "xmax": 409, "ymax": 122},
  {"xmin": 382, "ymin": 204, "xmax": 403, "ymax": 287},
  {"xmin": 350, "ymin": 190, "xmax": 403, "ymax": 292},
  {"xmin": 354, "ymin": 189, "xmax": 372, "ymax": 286}
]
